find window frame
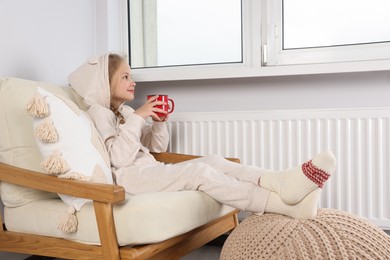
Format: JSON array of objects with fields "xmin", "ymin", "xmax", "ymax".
[{"xmin": 123, "ymin": 0, "xmax": 390, "ymax": 82}]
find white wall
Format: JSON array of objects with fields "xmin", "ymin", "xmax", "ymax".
[
  {"xmin": 0, "ymin": 0, "xmax": 389, "ymax": 112},
  {"xmin": 132, "ymin": 71, "xmax": 390, "ymax": 112},
  {"xmin": 0, "ymin": 0, "xmax": 125, "ymax": 85}
]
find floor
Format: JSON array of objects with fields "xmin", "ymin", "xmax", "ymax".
[
  {"xmin": 1, "ymin": 231, "xmax": 389, "ymax": 260},
  {"xmin": 0, "ymin": 245, "xmax": 222, "ymax": 260}
]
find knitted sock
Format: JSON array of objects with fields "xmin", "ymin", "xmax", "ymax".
[
  {"xmin": 264, "ymin": 189, "xmax": 321, "ymax": 219},
  {"xmin": 259, "ymin": 150, "xmax": 336, "ymax": 205}
]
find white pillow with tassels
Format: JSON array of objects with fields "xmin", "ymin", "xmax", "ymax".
[{"xmin": 26, "ymin": 87, "xmax": 113, "ymax": 233}]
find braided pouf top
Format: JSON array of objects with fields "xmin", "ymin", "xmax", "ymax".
[{"xmin": 221, "ymin": 208, "xmax": 390, "ymax": 259}]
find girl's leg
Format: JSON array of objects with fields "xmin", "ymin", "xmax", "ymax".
[
  {"xmin": 190, "ymin": 154, "xmax": 331, "ymax": 218},
  {"xmin": 114, "ymin": 162, "xmax": 270, "ymax": 214},
  {"xmin": 114, "ymin": 150, "xmax": 336, "ymax": 218},
  {"xmin": 183, "ymin": 151, "xmax": 336, "ymax": 205},
  {"xmin": 177, "ymin": 154, "xmax": 269, "ymax": 185}
]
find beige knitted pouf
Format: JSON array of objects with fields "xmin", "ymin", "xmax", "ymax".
[{"xmin": 221, "ymin": 208, "xmax": 390, "ymax": 259}]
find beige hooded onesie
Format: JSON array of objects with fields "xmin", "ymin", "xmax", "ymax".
[{"xmin": 68, "ymin": 53, "xmax": 270, "ymax": 213}]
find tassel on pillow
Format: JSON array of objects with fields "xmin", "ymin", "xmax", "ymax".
[
  {"xmin": 34, "ymin": 118, "xmax": 58, "ymax": 143},
  {"xmin": 57, "ymin": 206, "xmax": 78, "ymax": 233},
  {"xmin": 26, "ymin": 92, "xmax": 50, "ymax": 117},
  {"xmin": 41, "ymin": 150, "xmax": 70, "ymax": 175}
]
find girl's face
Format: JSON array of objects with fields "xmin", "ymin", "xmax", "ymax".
[{"xmin": 110, "ymin": 61, "xmax": 136, "ymax": 108}]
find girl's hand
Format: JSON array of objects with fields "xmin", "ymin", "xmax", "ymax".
[
  {"xmin": 134, "ymin": 95, "xmax": 168, "ymax": 121},
  {"xmin": 159, "ymin": 114, "xmax": 169, "ymax": 122}
]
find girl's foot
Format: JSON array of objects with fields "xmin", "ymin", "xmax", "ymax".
[
  {"xmin": 259, "ymin": 150, "xmax": 336, "ymax": 205},
  {"xmin": 263, "ymin": 188, "xmax": 321, "ymax": 219}
]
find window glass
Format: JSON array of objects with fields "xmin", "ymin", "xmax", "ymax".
[
  {"xmin": 283, "ymin": 0, "xmax": 390, "ymax": 49},
  {"xmin": 128, "ymin": 0, "xmax": 242, "ymax": 68}
]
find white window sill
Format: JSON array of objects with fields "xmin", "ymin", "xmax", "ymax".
[{"xmin": 132, "ymin": 59, "xmax": 390, "ymax": 82}]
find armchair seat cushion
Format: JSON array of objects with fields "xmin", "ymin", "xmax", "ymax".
[{"xmin": 4, "ymin": 191, "xmax": 233, "ymax": 246}]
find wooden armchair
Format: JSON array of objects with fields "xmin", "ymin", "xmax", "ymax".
[
  {"xmin": 0, "ymin": 78, "xmax": 239, "ymax": 259},
  {"xmin": 0, "ymin": 152, "xmax": 239, "ymax": 260}
]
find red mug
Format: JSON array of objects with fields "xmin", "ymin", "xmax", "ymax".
[{"xmin": 147, "ymin": 94, "xmax": 175, "ymax": 119}]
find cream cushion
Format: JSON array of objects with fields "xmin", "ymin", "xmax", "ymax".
[
  {"xmin": 0, "ymin": 78, "xmax": 86, "ymax": 207},
  {"xmin": 0, "ymin": 77, "xmax": 235, "ymax": 245}
]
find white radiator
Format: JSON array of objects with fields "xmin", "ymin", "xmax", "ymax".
[{"xmin": 167, "ymin": 108, "xmax": 390, "ymax": 229}]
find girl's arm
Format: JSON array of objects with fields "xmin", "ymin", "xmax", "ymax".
[
  {"xmin": 131, "ymin": 96, "xmax": 170, "ymax": 152},
  {"xmin": 121, "ymin": 105, "xmax": 169, "ymax": 153},
  {"xmin": 140, "ymin": 121, "xmax": 169, "ymax": 153},
  {"xmin": 88, "ymin": 104, "xmax": 145, "ymax": 169}
]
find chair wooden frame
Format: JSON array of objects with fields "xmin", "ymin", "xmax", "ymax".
[{"xmin": 0, "ymin": 152, "xmax": 239, "ymax": 259}]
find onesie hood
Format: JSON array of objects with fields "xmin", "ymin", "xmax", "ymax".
[{"xmin": 68, "ymin": 54, "xmax": 111, "ymax": 108}]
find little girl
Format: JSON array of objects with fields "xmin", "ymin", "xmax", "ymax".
[{"xmin": 68, "ymin": 53, "xmax": 336, "ymax": 219}]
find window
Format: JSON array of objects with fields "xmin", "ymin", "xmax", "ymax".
[{"xmin": 125, "ymin": 0, "xmax": 390, "ymax": 82}]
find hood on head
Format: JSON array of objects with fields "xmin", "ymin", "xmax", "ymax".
[{"xmin": 68, "ymin": 54, "xmax": 111, "ymax": 108}]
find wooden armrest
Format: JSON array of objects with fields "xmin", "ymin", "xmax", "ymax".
[
  {"xmin": 151, "ymin": 152, "xmax": 201, "ymax": 164},
  {"xmin": 0, "ymin": 162, "xmax": 125, "ymax": 203},
  {"xmin": 151, "ymin": 152, "xmax": 240, "ymax": 164}
]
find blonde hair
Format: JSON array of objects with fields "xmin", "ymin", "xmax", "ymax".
[
  {"xmin": 108, "ymin": 53, "xmax": 127, "ymax": 123},
  {"xmin": 108, "ymin": 53, "xmax": 126, "ymax": 94}
]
